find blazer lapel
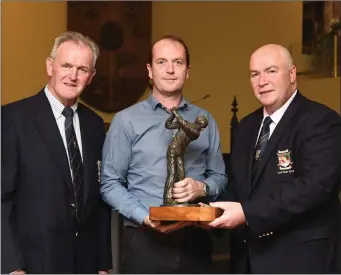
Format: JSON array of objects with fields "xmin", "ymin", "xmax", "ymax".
[
  {"xmin": 249, "ymin": 92, "xmax": 302, "ymax": 195},
  {"xmin": 243, "ymin": 110, "xmax": 263, "ymax": 198},
  {"xmin": 77, "ymin": 105, "xmax": 93, "ymax": 217},
  {"xmin": 31, "ymin": 90, "xmax": 74, "ymax": 193}
]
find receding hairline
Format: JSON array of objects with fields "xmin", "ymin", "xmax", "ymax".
[
  {"xmin": 152, "ymin": 38, "xmax": 185, "ymax": 54},
  {"xmin": 250, "ymin": 44, "xmax": 294, "ymax": 68},
  {"xmin": 149, "ymin": 35, "xmax": 190, "ymax": 66}
]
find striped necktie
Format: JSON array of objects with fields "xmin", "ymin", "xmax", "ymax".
[
  {"xmin": 253, "ymin": 116, "xmax": 272, "ymax": 173},
  {"xmin": 62, "ymin": 107, "xmax": 84, "ymax": 222}
]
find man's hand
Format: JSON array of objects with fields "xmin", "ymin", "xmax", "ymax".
[
  {"xmin": 170, "ymin": 106, "xmax": 178, "ymax": 112},
  {"xmin": 170, "ymin": 107, "xmax": 180, "ymax": 118},
  {"xmin": 208, "ymin": 202, "xmax": 246, "ymax": 229},
  {"xmin": 172, "ymin": 178, "xmax": 205, "ymax": 203},
  {"xmin": 99, "ymin": 271, "xmax": 109, "ymax": 274},
  {"xmin": 143, "ymin": 215, "xmax": 190, "ymax": 234},
  {"xmin": 10, "ymin": 270, "xmax": 25, "ymax": 274}
]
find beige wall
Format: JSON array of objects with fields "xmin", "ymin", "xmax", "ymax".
[
  {"xmin": 298, "ymin": 76, "xmax": 340, "ymax": 112},
  {"xmin": 2, "ymin": 1, "xmax": 340, "ymax": 152},
  {"xmin": 1, "ymin": 1, "xmax": 67, "ymax": 102}
]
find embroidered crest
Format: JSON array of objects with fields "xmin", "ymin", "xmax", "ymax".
[
  {"xmin": 277, "ymin": 149, "xmax": 293, "ymax": 171},
  {"xmin": 97, "ymin": 160, "xmax": 101, "ymax": 183}
]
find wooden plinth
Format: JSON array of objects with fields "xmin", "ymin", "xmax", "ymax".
[{"xmin": 149, "ymin": 205, "xmax": 223, "ymax": 221}]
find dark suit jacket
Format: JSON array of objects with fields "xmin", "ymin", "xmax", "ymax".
[
  {"xmin": 1, "ymin": 90, "xmax": 112, "ymax": 273},
  {"xmin": 229, "ymin": 92, "xmax": 341, "ymax": 273}
]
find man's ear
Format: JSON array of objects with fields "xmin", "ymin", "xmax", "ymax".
[
  {"xmin": 147, "ymin": 63, "xmax": 153, "ymax": 80},
  {"xmin": 87, "ymin": 69, "xmax": 96, "ymax": 85},
  {"xmin": 186, "ymin": 65, "xmax": 191, "ymax": 80},
  {"xmin": 290, "ymin": 65, "xmax": 296, "ymax": 84},
  {"xmin": 46, "ymin": 57, "xmax": 53, "ymax": 77}
]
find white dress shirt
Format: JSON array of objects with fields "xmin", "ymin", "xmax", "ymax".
[
  {"xmin": 256, "ymin": 90, "xmax": 297, "ymax": 145},
  {"xmin": 44, "ymin": 85, "xmax": 83, "ymax": 177}
]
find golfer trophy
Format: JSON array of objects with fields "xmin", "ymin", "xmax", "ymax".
[{"xmin": 149, "ymin": 107, "xmax": 223, "ymax": 222}]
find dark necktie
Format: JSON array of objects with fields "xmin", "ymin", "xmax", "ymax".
[
  {"xmin": 253, "ymin": 116, "xmax": 272, "ymax": 173},
  {"xmin": 62, "ymin": 107, "xmax": 84, "ymax": 222}
]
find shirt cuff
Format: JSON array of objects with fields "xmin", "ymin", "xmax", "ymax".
[
  {"xmin": 201, "ymin": 179, "xmax": 218, "ymax": 201},
  {"xmin": 130, "ymin": 205, "xmax": 149, "ymax": 225}
]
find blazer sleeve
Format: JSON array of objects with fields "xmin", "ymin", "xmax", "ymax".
[
  {"xmin": 1, "ymin": 106, "xmax": 25, "ymax": 273},
  {"xmin": 96, "ymin": 119, "xmax": 113, "ymax": 271},
  {"xmin": 242, "ymin": 109, "xmax": 341, "ymax": 236}
]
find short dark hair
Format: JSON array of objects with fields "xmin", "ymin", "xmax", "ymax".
[{"xmin": 148, "ymin": 34, "xmax": 190, "ymax": 67}]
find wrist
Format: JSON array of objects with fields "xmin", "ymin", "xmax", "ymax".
[
  {"xmin": 200, "ymin": 181, "xmax": 209, "ymax": 197},
  {"xmin": 142, "ymin": 216, "xmax": 150, "ymax": 227}
]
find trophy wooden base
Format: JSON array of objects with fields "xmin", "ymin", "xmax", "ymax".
[{"xmin": 149, "ymin": 205, "xmax": 223, "ymax": 222}]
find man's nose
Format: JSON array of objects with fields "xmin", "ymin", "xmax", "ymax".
[
  {"xmin": 166, "ymin": 63, "xmax": 175, "ymax": 73},
  {"xmin": 258, "ymin": 73, "xmax": 269, "ymax": 86},
  {"xmin": 69, "ymin": 67, "xmax": 78, "ymax": 80}
]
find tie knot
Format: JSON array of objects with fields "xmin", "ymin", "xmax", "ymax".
[
  {"xmin": 62, "ymin": 107, "xmax": 74, "ymax": 118},
  {"xmin": 263, "ymin": 116, "xmax": 272, "ymax": 127}
]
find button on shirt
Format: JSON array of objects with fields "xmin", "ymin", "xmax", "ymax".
[{"xmin": 100, "ymin": 94, "xmax": 227, "ymax": 226}]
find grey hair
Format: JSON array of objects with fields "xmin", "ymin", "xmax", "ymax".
[{"xmin": 50, "ymin": 31, "xmax": 100, "ymax": 68}]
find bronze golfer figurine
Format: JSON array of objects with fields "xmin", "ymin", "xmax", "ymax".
[
  {"xmin": 163, "ymin": 107, "xmax": 208, "ymax": 206},
  {"xmin": 149, "ymin": 107, "xmax": 223, "ymax": 221}
]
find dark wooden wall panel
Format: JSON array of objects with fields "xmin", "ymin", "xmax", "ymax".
[{"xmin": 68, "ymin": 1, "xmax": 152, "ymax": 113}]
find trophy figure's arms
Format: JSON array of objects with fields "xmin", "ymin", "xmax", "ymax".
[
  {"xmin": 165, "ymin": 112, "xmax": 180, "ymax": 129},
  {"xmin": 172, "ymin": 109, "xmax": 200, "ymax": 138}
]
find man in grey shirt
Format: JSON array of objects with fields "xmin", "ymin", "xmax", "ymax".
[{"xmin": 101, "ymin": 34, "xmax": 227, "ymax": 274}]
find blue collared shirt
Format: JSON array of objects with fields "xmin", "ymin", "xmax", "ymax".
[{"xmin": 100, "ymin": 94, "xmax": 227, "ymax": 226}]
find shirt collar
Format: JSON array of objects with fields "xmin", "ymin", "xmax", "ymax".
[
  {"xmin": 263, "ymin": 89, "xmax": 297, "ymax": 125},
  {"xmin": 146, "ymin": 93, "xmax": 189, "ymax": 111},
  {"xmin": 44, "ymin": 85, "xmax": 78, "ymax": 119}
]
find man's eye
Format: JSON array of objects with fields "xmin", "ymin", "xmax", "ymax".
[
  {"xmin": 157, "ymin": 60, "xmax": 165, "ymax": 65},
  {"xmin": 175, "ymin": 60, "xmax": 183, "ymax": 65}
]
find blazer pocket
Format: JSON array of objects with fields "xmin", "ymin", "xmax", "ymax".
[
  {"xmin": 292, "ymin": 227, "xmax": 330, "ymax": 243},
  {"xmin": 275, "ymin": 172, "xmax": 295, "ymax": 182}
]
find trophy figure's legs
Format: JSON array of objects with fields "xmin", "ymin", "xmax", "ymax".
[
  {"xmin": 163, "ymin": 144, "xmax": 187, "ymax": 206},
  {"xmin": 174, "ymin": 155, "xmax": 189, "ymax": 206},
  {"xmin": 163, "ymin": 156, "xmax": 176, "ymax": 205},
  {"xmin": 176, "ymin": 155, "xmax": 185, "ymax": 181}
]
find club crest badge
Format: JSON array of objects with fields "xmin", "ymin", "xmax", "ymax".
[
  {"xmin": 277, "ymin": 149, "xmax": 293, "ymax": 171},
  {"xmin": 97, "ymin": 160, "xmax": 101, "ymax": 183}
]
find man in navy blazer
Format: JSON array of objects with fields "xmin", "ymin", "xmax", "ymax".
[
  {"xmin": 1, "ymin": 32, "xmax": 112, "ymax": 274},
  {"xmin": 208, "ymin": 44, "xmax": 341, "ymax": 273}
]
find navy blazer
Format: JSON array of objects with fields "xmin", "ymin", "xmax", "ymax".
[
  {"xmin": 1, "ymin": 90, "xmax": 112, "ymax": 273},
  {"xmin": 229, "ymin": 91, "xmax": 341, "ymax": 273}
]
